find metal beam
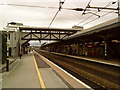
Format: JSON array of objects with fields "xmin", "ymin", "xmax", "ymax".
[
  {"xmin": 51, "ymin": 34, "xmax": 59, "ymax": 39},
  {"xmin": 21, "ymin": 32, "xmax": 31, "ymax": 39},
  {"xmin": 21, "ymin": 38, "xmax": 61, "ymax": 41},
  {"xmin": 19, "ymin": 27, "xmax": 79, "ymax": 32},
  {"xmin": 29, "ymin": 32, "xmax": 73, "ymax": 35},
  {"xmin": 20, "ymin": 27, "xmax": 80, "ymax": 41}
]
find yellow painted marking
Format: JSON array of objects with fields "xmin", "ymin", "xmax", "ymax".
[{"xmin": 32, "ymin": 52, "xmax": 46, "ymax": 89}]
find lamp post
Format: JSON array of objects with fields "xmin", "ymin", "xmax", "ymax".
[{"xmin": 6, "ymin": 28, "xmax": 9, "ymax": 71}]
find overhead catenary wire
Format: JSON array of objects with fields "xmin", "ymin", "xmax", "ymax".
[
  {"xmin": 82, "ymin": 10, "xmax": 115, "ymax": 26},
  {"xmin": 82, "ymin": 3, "xmax": 118, "ymax": 26},
  {"xmin": 48, "ymin": 0, "xmax": 66, "ymax": 28},
  {"xmin": 77, "ymin": 1, "xmax": 116, "ymax": 25},
  {"xmin": 77, "ymin": 1, "xmax": 117, "ymax": 26},
  {"xmin": 82, "ymin": 0, "xmax": 92, "ymax": 15},
  {"xmin": 77, "ymin": 0, "xmax": 94, "ymax": 25},
  {"xmin": 48, "ymin": 10, "xmax": 60, "ymax": 28},
  {"xmin": 0, "ymin": 3, "xmax": 86, "ymax": 11},
  {"xmin": 0, "ymin": 3, "xmax": 116, "ymax": 12},
  {"xmin": 0, "ymin": 1, "xmax": 117, "ymax": 28}
]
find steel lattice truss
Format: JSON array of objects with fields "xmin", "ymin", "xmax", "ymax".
[{"xmin": 20, "ymin": 27, "xmax": 80, "ymax": 45}]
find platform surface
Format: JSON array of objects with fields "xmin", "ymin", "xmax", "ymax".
[
  {"xmin": 2, "ymin": 53, "xmax": 40, "ymax": 88},
  {"xmin": 2, "ymin": 52, "xmax": 69, "ymax": 89},
  {"xmin": 48, "ymin": 51, "xmax": 120, "ymax": 67},
  {"xmin": 33, "ymin": 52, "xmax": 69, "ymax": 88}
]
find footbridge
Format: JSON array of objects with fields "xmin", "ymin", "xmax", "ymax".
[
  {"xmin": 20, "ymin": 26, "xmax": 80, "ymax": 46},
  {"xmin": 4, "ymin": 22, "xmax": 81, "ymax": 56}
]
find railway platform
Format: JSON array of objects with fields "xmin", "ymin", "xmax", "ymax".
[
  {"xmin": 2, "ymin": 51, "xmax": 91, "ymax": 89},
  {"xmin": 2, "ymin": 52, "xmax": 40, "ymax": 88},
  {"xmin": 49, "ymin": 51, "xmax": 120, "ymax": 67}
]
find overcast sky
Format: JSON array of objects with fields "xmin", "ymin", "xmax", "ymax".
[{"xmin": 0, "ymin": 0, "xmax": 118, "ymax": 30}]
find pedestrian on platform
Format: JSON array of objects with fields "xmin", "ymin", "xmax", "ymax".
[{"xmin": 20, "ymin": 50, "xmax": 22, "ymax": 59}]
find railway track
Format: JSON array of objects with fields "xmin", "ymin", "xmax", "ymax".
[{"xmin": 35, "ymin": 49, "xmax": 120, "ymax": 89}]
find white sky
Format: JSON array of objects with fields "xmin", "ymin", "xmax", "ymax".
[{"xmin": 0, "ymin": 0, "xmax": 118, "ymax": 30}]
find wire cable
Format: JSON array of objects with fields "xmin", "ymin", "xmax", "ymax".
[
  {"xmin": 77, "ymin": 1, "xmax": 117, "ymax": 26},
  {"xmin": 0, "ymin": 3, "xmax": 66, "ymax": 10},
  {"xmin": 48, "ymin": 0, "xmax": 66, "ymax": 28},
  {"xmin": 82, "ymin": 0, "xmax": 92, "ymax": 15},
  {"xmin": 77, "ymin": 2, "xmax": 112, "ymax": 25},
  {"xmin": 48, "ymin": 10, "xmax": 60, "ymax": 28},
  {"xmin": 82, "ymin": 10, "xmax": 115, "ymax": 26},
  {"xmin": 0, "ymin": 2, "xmax": 114, "ymax": 12}
]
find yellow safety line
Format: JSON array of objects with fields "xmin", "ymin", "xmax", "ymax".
[{"xmin": 32, "ymin": 52, "xmax": 46, "ymax": 89}]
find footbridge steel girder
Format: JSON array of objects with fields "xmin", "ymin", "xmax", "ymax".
[{"xmin": 20, "ymin": 27, "xmax": 79, "ymax": 41}]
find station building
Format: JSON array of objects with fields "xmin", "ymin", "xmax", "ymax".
[{"xmin": 3, "ymin": 22, "xmax": 23, "ymax": 59}]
